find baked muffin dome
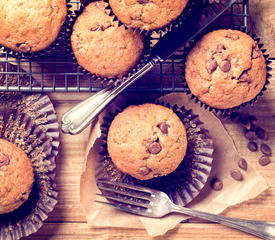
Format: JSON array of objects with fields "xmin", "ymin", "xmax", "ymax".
[
  {"xmin": 0, "ymin": 139, "xmax": 34, "ymax": 214},
  {"xmin": 107, "ymin": 103, "xmax": 188, "ymax": 180},
  {"xmin": 0, "ymin": 0, "xmax": 67, "ymax": 53},
  {"xmin": 109, "ymin": 0, "xmax": 189, "ymax": 31},
  {"xmin": 185, "ymin": 29, "xmax": 267, "ymax": 109},
  {"xmin": 71, "ymin": 1, "xmax": 144, "ymax": 79}
]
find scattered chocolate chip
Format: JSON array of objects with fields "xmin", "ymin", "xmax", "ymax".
[
  {"xmin": 16, "ymin": 43, "xmax": 31, "ymax": 52},
  {"xmin": 90, "ymin": 25, "xmax": 100, "ymax": 31},
  {"xmin": 157, "ymin": 122, "xmax": 169, "ymax": 134},
  {"xmin": 260, "ymin": 144, "xmax": 272, "ymax": 156},
  {"xmin": 244, "ymin": 130, "xmax": 257, "ymax": 140},
  {"xmin": 258, "ymin": 155, "xmax": 271, "ymax": 166},
  {"xmin": 241, "ymin": 118, "xmax": 252, "ymax": 130},
  {"xmin": 230, "ymin": 169, "xmax": 243, "ymax": 181},
  {"xmin": 148, "ymin": 142, "xmax": 162, "ymax": 154},
  {"xmin": 230, "ymin": 112, "xmax": 241, "ymax": 123},
  {"xmin": 255, "ymin": 127, "xmax": 266, "ymax": 140},
  {"xmin": 252, "ymin": 47, "xmax": 261, "ymax": 59},
  {"xmin": 248, "ymin": 115, "xmax": 257, "ymax": 126},
  {"xmin": 206, "ymin": 59, "xmax": 218, "ymax": 74},
  {"xmin": 0, "ymin": 154, "xmax": 10, "ymax": 167},
  {"xmin": 210, "ymin": 177, "xmax": 223, "ymax": 191},
  {"xmin": 247, "ymin": 141, "xmax": 258, "ymax": 152},
  {"xmin": 20, "ymin": 197, "xmax": 25, "ymax": 202},
  {"xmin": 238, "ymin": 158, "xmax": 248, "ymax": 170},
  {"xmin": 219, "ymin": 59, "xmax": 231, "ymax": 72},
  {"xmin": 216, "ymin": 44, "xmax": 226, "ymax": 53},
  {"xmin": 139, "ymin": 166, "xmax": 150, "ymax": 175},
  {"xmin": 225, "ymin": 33, "xmax": 240, "ymax": 40},
  {"xmin": 101, "ymin": 22, "xmax": 112, "ymax": 31}
]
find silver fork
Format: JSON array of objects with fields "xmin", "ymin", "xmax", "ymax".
[{"xmin": 96, "ymin": 180, "xmax": 275, "ymax": 240}]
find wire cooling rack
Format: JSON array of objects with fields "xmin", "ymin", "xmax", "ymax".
[{"xmin": 0, "ymin": 0, "xmax": 249, "ymax": 93}]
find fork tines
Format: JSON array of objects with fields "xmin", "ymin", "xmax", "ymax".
[{"xmin": 96, "ymin": 180, "xmax": 152, "ymax": 209}]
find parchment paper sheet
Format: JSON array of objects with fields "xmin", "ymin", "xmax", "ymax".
[{"xmin": 80, "ymin": 93, "xmax": 268, "ymax": 237}]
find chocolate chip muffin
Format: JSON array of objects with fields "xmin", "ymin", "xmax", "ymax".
[
  {"xmin": 185, "ymin": 29, "xmax": 267, "ymax": 109},
  {"xmin": 108, "ymin": 0, "xmax": 189, "ymax": 31},
  {"xmin": 0, "ymin": 0, "xmax": 67, "ymax": 53},
  {"xmin": 71, "ymin": 1, "xmax": 144, "ymax": 79},
  {"xmin": 0, "ymin": 139, "xmax": 34, "ymax": 214},
  {"xmin": 107, "ymin": 103, "xmax": 188, "ymax": 180}
]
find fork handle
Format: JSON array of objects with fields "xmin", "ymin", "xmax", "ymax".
[{"xmin": 171, "ymin": 204, "xmax": 275, "ymax": 239}]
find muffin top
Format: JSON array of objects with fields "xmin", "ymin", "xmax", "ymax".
[
  {"xmin": 109, "ymin": 0, "xmax": 189, "ymax": 31},
  {"xmin": 0, "ymin": 0, "xmax": 67, "ymax": 53},
  {"xmin": 71, "ymin": 1, "xmax": 144, "ymax": 79},
  {"xmin": 107, "ymin": 103, "xmax": 188, "ymax": 180},
  {"xmin": 0, "ymin": 139, "xmax": 34, "ymax": 214},
  {"xmin": 185, "ymin": 29, "xmax": 267, "ymax": 109}
]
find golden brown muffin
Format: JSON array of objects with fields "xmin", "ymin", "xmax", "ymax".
[
  {"xmin": 0, "ymin": 139, "xmax": 34, "ymax": 214},
  {"xmin": 71, "ymin": 1, "xmax": 144, "ymax": 79},
  {"xmin": 185, "ymin": 29, "xmax": 267, "ymax": 109},
  {"xmin": 0, "ymin": 0, "xmax": 67, "ymax": 53},
  {"xmin": 107, "ymin": 103, "xmax": 188, "ymax": 180},
  {"xmin": 109, "ymin": 0, "xmax": 189, "ymax": 31}
]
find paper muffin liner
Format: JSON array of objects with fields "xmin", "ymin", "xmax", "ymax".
[
  {"xmin": 181, "ymin": 27, "xmax": 272, "ymax": 114},
  {"xmin": 0, "ymin": 0, "xmax": 72, "ymax": 59},
  {"xmin": 96, "ymin": 101, "xmax": 214, "ymax": 206},
  {"xmin": 67, "ymin": 2, "xmax": 151, "ymax": 87},
  {"xmin": 0, "ymin": 94, "xmax": 59, "ymax": 240},
  {"xmin": 105, "ymin": 0, "xmax": 201, "ymax": 37}
]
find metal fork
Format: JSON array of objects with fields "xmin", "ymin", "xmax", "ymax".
[{"xmin": 96, "ymin": 180, "xmax": 275, "ymax": 240}]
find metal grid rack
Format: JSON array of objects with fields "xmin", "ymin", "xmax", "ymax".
[{"xmin": 0, "ymin": 0, "xmax": 249, "ymax": 93}]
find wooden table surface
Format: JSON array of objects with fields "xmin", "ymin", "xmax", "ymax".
[{"xmin": 24, "ymin": 1, "xmax": 275, "ymax": 239}]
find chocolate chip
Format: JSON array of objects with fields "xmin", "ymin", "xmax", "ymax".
[
  {"xmin": 139, "ymin": 166, "xmax": 150, "ymax": 175},
  {"xmin": 230, "ymin": 112, "xmax": 241, "ymax": 123},
  {"xmin": 238, "ymin": 158, "xmax": 248, "ymax": 170},
  {"xmin": 206, "ymin": 59, "xmax": 218, "ymax": 74},
  {"xmin": 230, "ymin": 169, "xmax": 243, "ymax": 181},
  {"xmin": 219, "ymin": 59, "xmax": 231, "ymax": 72},
  {"xmin": 137, "ymin": 0, "xmax": 149, "ymax": 3},
  {"xmin": 148, "ymin": 142, "xmax": 162, "ymax": 154},
  {"xmin": 244, "ymin": 130, "xmax": 257, "ymax": 140},
  {"xmin": 256, "ymin": 127, "xmax": 266, "ymax": 140},
  {"xmin": 247, "ymin": 141, "xmax": 258, "ymax": 152},
  {"xmin": 216, "ymin": 44, "xmax": 226, "ymax": 53},
  {"xmin": 238, "ymin": 72, "xmax": 251, "ymax": 83},
  {"xmin": 101, "ymin": 22, "xmax": 112, "ymax": 31},
  {"xmin": 248, "ymin": 115, "xmax": 257, "ymax": 126},
  {"xmin": 240, "ymin": 118, "xmax": 251, "ymax": 129},
  {"xmin": 258, "ymin": 155, "xmax": 271, "ymax": 166},
  {"xmin": 260, "ymin": 144, "xmax": 272, "ymax": 156},
  {"xmin": 0, "ymin": 154, "xmax": 10, "ymax": 167},
  {"xmin": 90, "ymin": 25, "xmax": 100, "ymax": 31},
  {"xmin": 252, "ymin": 47, "xmax": 261, "ymax": 59},
  {"xmin": 225, "ymin": 33, "xmax": 240, "ymax": 40},
  {"xmin": 16, "ymin": 43, "xmax": 31, "ymax": 52},
  {"xmin": 157, "ymin": 122, "xmax": 169, "ymax": 134},
  {"xmin": 210, "ymin": 177, "xmax": 223, "ymax": 191}
]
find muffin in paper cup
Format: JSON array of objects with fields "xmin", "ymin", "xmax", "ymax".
[
  {"xmin": 105, "ymin": 0, "xmax": 201, "ymax": 37},
  {"xmin": 0, "ymin": 0, "xmax": 72, "ymax": 59},
  {"xmin": 182, "ymin": 27, "xmax": 272, "ymax": 114},
  {"xmin": 0, "ymin": 93, "xmax": 59, "ymax": 240},
  {"xmin": 96, "ymin": 101, "xmax": 214, "ymax": 206},
  {"xmin": 68, "ymin": 1, "xmax": 151, "ymax": 87}
]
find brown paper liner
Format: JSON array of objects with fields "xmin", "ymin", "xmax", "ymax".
[
  {"xmin": 96, "ymin": 102, "xmax": 214, "ymax": 206},
  {"xmin": 0, "ymin": 93, "xmax": 59, "ymax": 240},
  {"xmin": 0, "ymin": 0, "xmax": 72, "ymax": 59},
  {"xmin": 181, "ymin": 27, "xmax": 273, "ymax": 114},
  {"xmin": 67, "ymin": 2, "xmax": 151, "ymax": 87},
  {"xmin": 105, "ymin": 0, "xmax": 201, "ymax": 37}
]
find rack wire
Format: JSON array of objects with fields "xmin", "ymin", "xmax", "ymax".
[{"xmin": 0, "ymin": 0, "xmax": 249, "ymax": 93}]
